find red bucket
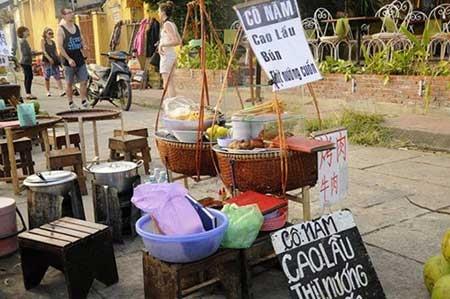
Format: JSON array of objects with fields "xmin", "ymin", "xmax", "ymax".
[{"xmin": 0, "ymin": 198, "xmax": 26, "ymax": 257}]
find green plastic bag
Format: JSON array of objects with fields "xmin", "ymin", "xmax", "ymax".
[
  {"xmin": 17, "ymin": 103, "xmax": 36, "ymax": 127},
  {"xmin": 221, "ymin": 204, "xmax": 264, "ymax": 249}
]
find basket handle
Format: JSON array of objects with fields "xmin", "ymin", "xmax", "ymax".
[
  {"xmin": 229, "ymin": 159, "xmax": 237, "ymax": 197},
  {"xmin": 154, "ymin": 63, "xmax": 177, "ymax": 134}
]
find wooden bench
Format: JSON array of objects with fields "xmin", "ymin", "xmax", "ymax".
[
  {"xmin": 18, "ymin": 217, "xmax": 118, "ymax": 299},
  {"xmin": 113, "ymin": 127, "xmax": 149, "ymax": 138},
  {"xmin": 143, "ymin": 249, "xmax": 242, "ymax": 299}
]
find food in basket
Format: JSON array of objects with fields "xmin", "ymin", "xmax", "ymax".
[
  {"xmin": 206, "ymin": 125, "xmax": 229, "ymax": 141},
  {"xmin": 228, "ymin": 139, "xmax": 265, "ymax": 150},
  {"xmin": 234, "ymin": 99, "xmax": 285, "ymax": 116}
]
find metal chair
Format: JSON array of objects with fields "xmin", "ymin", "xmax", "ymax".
[
  {"xmin": 427, "ymin": 4, "xmax": 450, "ymax": 60},
  {"xmin": 314, "ymin": 8, "xmax": 356, "ymax": 61},
  {"xmin": 302, "ymin": 17, "xmax": 320, "ymax": 60},
  {"xmin": 404, "ymin": 10, "xmax": 428, "ymax": 34}
]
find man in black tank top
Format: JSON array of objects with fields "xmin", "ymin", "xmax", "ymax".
[{"xmin": 56, "ymin": 7, "xmax": 89, "ymax": 110}]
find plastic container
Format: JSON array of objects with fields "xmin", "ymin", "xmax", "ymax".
[
  {"xmin": 136, "ymin": 209, "xmax": 229, "ymax": 263},
  {"xmin": 162, "ymin": 117, "xmax": 213, "ymax": 132},
  {"xmin": 217, "ymin": 138, "xmax": 233, "ymax": 148},
  {"xmin": 0, "ymin": 198, "xmax": 18, "ymax": 257},
  {"xmin": 17, "ymin": 103, "xmax": 37, "ymax": 127}
]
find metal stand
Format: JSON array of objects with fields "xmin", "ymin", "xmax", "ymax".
[{"xmin": 92, "ymin": 175, "xmax": 141, "ymax": 243}]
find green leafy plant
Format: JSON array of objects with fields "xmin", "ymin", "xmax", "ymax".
[
  {"xmin": 177, "ymin": 42, "xmax": 233, "ymax": 70},
  {"xmin": 305, "ymin": 110, "xmax": 393, "ymax": 146},
  {"xmin": 319, "ymin": 57, "xmax": 359, "ymax": 81}
]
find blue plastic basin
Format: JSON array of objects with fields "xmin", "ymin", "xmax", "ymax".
[{"xmin": 136, "ymin": 209, "xmax": 229, "ymax": 263}]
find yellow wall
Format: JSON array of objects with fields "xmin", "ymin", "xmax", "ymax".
[{"xmin": 29, "ymin": 0, "xmax": 59, "ymax": 50}]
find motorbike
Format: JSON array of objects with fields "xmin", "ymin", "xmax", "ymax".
[{"xmin": 85, "ymin": 51, "xmax": 132, "ymax": 111}]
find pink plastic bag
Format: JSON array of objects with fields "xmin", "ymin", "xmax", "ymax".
[{"xmin": 132, "ymin": 183, "xmax": 205, "ymax": 236}]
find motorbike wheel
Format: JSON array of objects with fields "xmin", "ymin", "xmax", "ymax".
[
  {"xmin": 87, "ymin": 79, "xmax": 99, "ymax": 108},
  {"xmin": 114, "ymin": 80, "xmax": 132, "ymax": 111}
]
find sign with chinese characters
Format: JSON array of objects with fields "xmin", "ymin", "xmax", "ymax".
[
  {"xmin": 271, "ymin": 210, "xmax": 386, "ymax": 299},
  {"xmin": 234, "ymin": 0, "xmax": 322, "ymax": 91},
  {"xmin": 313, "ymin": 128, "xmax": 349, "ymax": 208}
]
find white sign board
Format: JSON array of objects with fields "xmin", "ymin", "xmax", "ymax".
[
  {"xmin": 234, "ymin": 0, "xmax": 322, "ymax": 91},
  {"xmin": 314, "ymin": 129, "xmax": 349, "ymax": 208},
  {"xmin": 0, "ymin": 31, "xmax": 10, "ymax": 56}
]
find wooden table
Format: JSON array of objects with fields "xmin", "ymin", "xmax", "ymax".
[
  {"xmin": 56, "ymin": 109, "xmax": 122, "ymax": 165},
  {"xmin": 323, "ymin": 16, "xmax": 381, "ymax": 62},
  {"xmin": 1, "ymin": 116, "xmax": 62, "ymax": 194}
]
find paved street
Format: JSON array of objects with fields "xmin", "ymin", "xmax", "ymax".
[{"xmin": 1, "ymin": 82, "xmax": 450, "ymax": 298}]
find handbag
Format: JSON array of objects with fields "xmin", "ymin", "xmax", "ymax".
[{"xmin": 149, "ymin": 51, "xmax": 160, "ymax": 67}]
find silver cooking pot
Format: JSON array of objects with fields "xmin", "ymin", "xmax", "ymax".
[{"xmin": 85, "ymin": 160, "xmax": 143, "ymax": 193}]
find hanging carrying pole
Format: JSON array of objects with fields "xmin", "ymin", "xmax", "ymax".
[{"xmin": 307, "ymin": 84, "xmax": 323, "ymax": 129}]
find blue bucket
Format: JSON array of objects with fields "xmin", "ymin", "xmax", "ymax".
[{"xmin": 136, "ymin": 209, "xmax": 229, "ymax": 263}]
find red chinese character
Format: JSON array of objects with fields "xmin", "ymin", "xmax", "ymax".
[
  {"xmin": 331, "ymin": 173, "xmax": 338, "ymax": 195},
  {"xmin": 320, "ymin": 149, "xmax": 333, "ymax": 168},
  {"xmin": 320, "ymin": 176, "xmax": 330, "ymax": 202},
  {"xmin": 337, "ymin": 133, "xmax": 347, "ymax": 163}
]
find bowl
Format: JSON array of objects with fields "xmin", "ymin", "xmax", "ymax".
[
  {"xmin": 217, "ymin": 138, "xmax": 233, "ymax": 148},
  {"xmin": 172, "ymin": 130, "xmax": 200, "ymax": 143},
  {"xmin": 162, "ymin": 117, "xmax": 213, "ymax": 132},
  {"xmin": 136, "ymin": 209, "xmax": 229, "ymax": 263}
]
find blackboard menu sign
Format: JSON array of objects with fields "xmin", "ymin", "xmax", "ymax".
[{"xmin": 271, "ymin": 210, "xmax": 386, "ymax": 299}]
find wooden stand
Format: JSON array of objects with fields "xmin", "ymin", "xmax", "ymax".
[
  {"xmin": 143, "ymin": 249, "xmax": 242, "ymax": 299},
  {"xmin": 27, "ymin": 180, "xmax": 85, "ymax": 229},
  {"xmin": 18, "ymin": 217, "xmax": 118, "ymax": 299},
  {"xmin": 109, "ymin": 135, "xmax": 151, "ymax": 175},
  {"xmin": 113, "ymin": 127, "xmax": 149, "ymax": 138},
  {"xmin": 92, "ymin": 176, "xmax": 141, "ymax": 243}
]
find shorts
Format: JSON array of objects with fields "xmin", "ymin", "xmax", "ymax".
[
  {"xmin": 42, "ymin": 64, "xmax": 61, "ymax": 80},
  {"xmin": 64, "ymin": 64, "xmax": 89, "ymax": 84},
  {"xmin": 160, "ymin": 51, "xmax": 177, "ymax": 74}
]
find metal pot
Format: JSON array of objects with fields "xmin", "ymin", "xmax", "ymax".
[
  {"xmin": 85, "ymin": 160, "xmax": 143, "ymax": 193},
  {"xmin": 23, "ymin": 172, "xmax": 78, "ymax": 196}
]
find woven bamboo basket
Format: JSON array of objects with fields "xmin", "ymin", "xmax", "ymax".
[
  {"xmin": 155, "ymin": 135, "xmax": 217, "ymax": 177},
  {"xmin": 214, "ymin": 148, "xmax": 318, "ymax": 194}
]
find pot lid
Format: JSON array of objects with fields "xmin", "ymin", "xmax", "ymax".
[
  {"xmin": 24, "ymin": 172, "xmax": 77, "ymax": 187},
  {"xmin": 87, "ymin": 161, "xmax": 138, "ymax": 173},
  {"xmin": 0, "ymin": 198, "xmax": 16, "ymax": 216},
  {"xmin": 25, "ymin": 171, "xmax": 73, "ymax": 184}
]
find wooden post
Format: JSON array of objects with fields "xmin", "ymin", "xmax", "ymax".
[
  {"xmin": 78, "ymin": 117, "xmax": 86, "ymax": 165},
  {"xmin": 120, "ymin": 112, "xmax": 125, "ymax": 139},
  {"xmin": 92, "ymin": 120, "xmax": 99, "ymax": 159},
  {"xmin": 64, "ymin": 121, "xmax": 70, "ymax": 148},
  {"xmin": 5, "ymin": 128, "xmax": 20, "ymax": 194},
  {"xmin": 41, "ymin": 129, "xmax": 51, "ymax": 169},
  {"xmin": 302, "ymin": 186, "xmax": 311, "ymax": 221},
  {"xmin": 307, "ymin": 84, "xmax": 322, "ymax": 129}
]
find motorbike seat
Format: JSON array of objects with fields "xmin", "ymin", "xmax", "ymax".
[{"xmin": 88, "ymin": 64, "xmax": 110, "ymax": 78}]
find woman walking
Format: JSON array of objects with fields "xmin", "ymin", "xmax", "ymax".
[
  {"xmin": 41, "ymin": 27, "xmax": 65, "ymax": 97},
  {"xmin": 17, "ymin": 26, "xmax": 37, "ymax": 99},
  {"xmin": 158, "ymin": 1, "xmax": 182, "ymax": 98}
]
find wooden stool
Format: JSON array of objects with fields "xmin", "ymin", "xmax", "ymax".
[
  {"xmin": 143, "ymin": 249, "xmax": 242, "ymax": 299},
  {"xmin": 18, "ymin": 217, "xmax": 118, "ymax": 299},
  {"xmin": 48, "ymin": 148, "xmax": 88, "ymax": 195},
  {"xmin": 0, "ymin": 137, "xmax": 34, "ymax": 177},
  {"xmin": 113, "ymin": 127, "xmax": 149, "ymax": 138},
  {"xmin": 109, "ymin": 136, "xmax": 151, "ymax": 174},
  {"xmin": 50, "ymin": 132, "xmax": 81, "ymax": 150},
  {"xmin": 240, "ymin": 231, "xmax": 281, "ymax": 299}
]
